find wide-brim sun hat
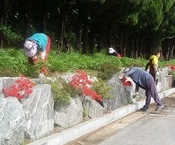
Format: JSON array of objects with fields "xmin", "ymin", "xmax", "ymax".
[
  {"xmin": 24, "ymin": 40, "xmax": 33, "ymax": 49},
  {"xmin": 24, "ymin": 40, "xmax": 37, "ymax": 57}
]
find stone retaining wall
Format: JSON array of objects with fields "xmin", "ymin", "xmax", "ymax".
[{"xmin": 0, "ymin": 67, "xmax": 172, "ymax": 145}]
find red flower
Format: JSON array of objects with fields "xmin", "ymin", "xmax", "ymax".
[
  {"xmin": 167, "ymin": 64, "xmax": 175, "ymax": 71},
  {"xmin": 1, "ymin": 74, "xmax": 34, "ymax": 99},
  {"xmin": 70, "ymin": 70, "xmax": 102, "ymax": 102},
  {"xmin": 121, "ymin": 77, "xmax": 132, "ymax": 86}
]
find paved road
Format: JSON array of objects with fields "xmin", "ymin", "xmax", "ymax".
[{"xmin": 66, "ymin": 94, "xmax": 175, "ymax": 145}]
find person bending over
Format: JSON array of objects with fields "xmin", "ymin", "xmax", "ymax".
[
  {"xmin": 108, "ymin": 47, "xmax": 121, "ymax": 58},
  {"xmin": 123, "ymin": 67, "xmax": 164, "ymax": 111},
  {"xmin": 23, "ymin": 33, "xmax": 51, "ymax": 77}
]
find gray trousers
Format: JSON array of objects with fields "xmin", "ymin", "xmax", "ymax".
[{"xmin": 143, "ymin": 76, "xmax": 162, "ymax": 109}]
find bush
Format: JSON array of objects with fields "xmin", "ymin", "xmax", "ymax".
[
  {"xmin": 97, "ymin": 62, "xmax": 121, "ymax": 80},
  {"xmin": 49, "ymin": 77, "xmax": 82, "ymax": 107},
  {"xmin": 50, "ymin": 78, "xmax": 71, "ymax": 106},
  {"xmin": 92, "ymin": 78, "xmax": 113, "ymax": 99},
  {"xmin": 60, "ymin": 78, "xmax": 82, "ymax": 98},
  {"xmin": 83, "ymin": 106, "xmax": 88, "ymax": 118}
]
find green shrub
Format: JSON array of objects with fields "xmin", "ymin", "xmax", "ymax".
[
  {"xmin": 0, "ymin": 25, "xmax": 22, "ymax": 43},
  {"xmin": 120, "ymin": 57, "xmax": 145, "ymax": 68},
  {"xmin": 83, "ymin": 106, "xmax": 88, "ymax": 118},
  {"xmin": 169, "ymin": 70, "xmax": 175, "ymax": 79},
  {"xmin": 60, "ymin": 78, "xmax": 82, "ymax": 98},
  {"xmin": 92, "ymin": 78, "xmax": 113, "ymax": 99},
  {"xmin": 24, "ymin": 64, "xmax": 38, "ymax": 78},
  {"xmin": 97, "ymin": 62, "xmax": 120, "ymax": 80},
  {"xmin": 50, "ymin": 79, "xmax": 71, "ymax": 106},
  {"xmin": 0, "ymin": 49, "xmax": 27, "ymax": 76},
  {"xmin": 33, "ymin": 60, "xmax": 48, "ymax": 77},
  {"xmin": 49, "ymin": 77, "xmax": 83, "ymax": 106},
  {"xmin": 0, "ymin": 68, "xmax": 19, "ymax": 77}
]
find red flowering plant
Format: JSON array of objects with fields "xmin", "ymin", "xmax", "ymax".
[
  {"xmin": 70, "ymin": 70, "xmax": 102, "ymax": 102},
  {"xmin": 1, "ymin": 74, "xmax": 35, "ymax": 100},
  {"xmin": 167, "ymin": 64, "xmax": 175, "ymax": 71},
  {"xmin": 121, "ymin": 77, "xmax": 132, "ymax": 86}
]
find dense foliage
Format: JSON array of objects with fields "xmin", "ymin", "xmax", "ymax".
[
  {"xmin": 1, "ymin": 48, "xmax": 175, "ymax": 108},
  {"xmin": 0, "ymin": 49, "xmax": 174, "ymax": 78},
  {"xmin": 1, "ymin": 0, "xmax": 175, "ymax": 59}
]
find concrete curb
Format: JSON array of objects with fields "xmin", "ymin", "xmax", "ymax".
[{"xmin": 28, "ymin": 88, "xmax": 175, "ymax": 145}]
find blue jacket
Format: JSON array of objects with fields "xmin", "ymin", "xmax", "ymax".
[
  {"xmin": 28, "ymin": 33, "xmax": 48, "ymax": 51},
  {"xmin": 123, "ymin": 67, "xmax": 153, "ymax": 91}
]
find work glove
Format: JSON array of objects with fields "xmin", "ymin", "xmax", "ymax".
[
  {"xmin": 33, "ymin": 56, "xmax": 39, "ymax": 63},
  {"xmin": 38, "ymin": 72, "xmax": 45, "ymax": 78}
]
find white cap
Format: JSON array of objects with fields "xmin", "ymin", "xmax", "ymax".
[
  {"xmin": 24, "ymin": 40, "xmax": 37, "ymax": 57},
  {"xmin": 109, "ymin": 47, "xmax": 115, "ymax": 53},
  {"xmin": 123, "ymin": 68, "xmax": 130, "ymax": 73}
]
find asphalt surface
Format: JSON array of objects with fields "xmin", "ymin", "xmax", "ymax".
[{"xmin": 66, "ymin": 93, "xmax": 175, "ymax": 145}]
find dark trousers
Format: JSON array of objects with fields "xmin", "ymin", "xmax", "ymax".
[{"xmin": 143, "ymin": 76, "xmax": 162, "ymax": 109}]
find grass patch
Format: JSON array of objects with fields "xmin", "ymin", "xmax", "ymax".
[{"xmin": 0, "ymin": 48, "xmax": 175, "ymax": 78}]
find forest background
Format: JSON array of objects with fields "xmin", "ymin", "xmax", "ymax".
[{"xmin": 1, "ymin": 0, "xmax": 175, "ymax": 77}]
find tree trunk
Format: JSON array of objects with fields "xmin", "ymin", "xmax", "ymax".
[
  {"xmin": 82, "ymin": 22, "xmax": 89, "ymax": 54},
  {"xmin": 0, "ymin": 0, "xmax": 11, "ymax": 48},
  {"xmin": 89, "ymin": 22, "xmax": 95, "ymax": 54},
  {"xmin": 75, "ymin": 13, "xmax": 84, "ymax": 52},
  {"xmin": 58, "ymin": 1, "xmax": 69, "ymax": 52},
  {"xmin": 107, "ymin": 20, "xmax": 113, "ymax": 47},
  {"xmin": 169, "ymin": 45, "xmax": 174, "ymax": 59}
]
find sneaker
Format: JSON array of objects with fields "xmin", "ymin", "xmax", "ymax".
[
  {"xmin": 140, "ymin": 107, "xmax": 148, "ymax": 112},
  {"xmin": 155, "ymin": 104, "xmax": 164, "ymax": 111}
]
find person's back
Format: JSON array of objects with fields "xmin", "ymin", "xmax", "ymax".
[
  {"xmin": 28, "ymin": 33, "xmax": 48, "ymax": 51},
  {"xmin": 123, "ymin": 67, "xmax": 151, "ymax": 90}
]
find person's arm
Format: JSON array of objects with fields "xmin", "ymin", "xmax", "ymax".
[
  {"xmin": 113, "ymin": 51, "xmax": 118, "ymax": 56},
  {"xmin": 153, "ymin": 64, "xmax": 158, "ymax": 74},
  {"xmin": 39, "ymin": 51, "xmax": 46, "ymax": 60},
  {"xmin": 135, "ymin": 84, "xmax": 139, "ymax": 92},
  {"xmin": 123, "ymin": 68, "xmax": 140, "ymax": 92}
]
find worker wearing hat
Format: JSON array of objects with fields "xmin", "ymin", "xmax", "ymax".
[{"xmin": 24, "ymin": 33, "xmax": 51, "ymax": 77}]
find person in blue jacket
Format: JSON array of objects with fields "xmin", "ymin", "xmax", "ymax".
[
  {"xmin": 123, "ymin": 67, "xmax": 164, "ymax": 111},
  {"xmin": 23, "ymin": 33, "xmax": 51, "ymax": 77}
]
